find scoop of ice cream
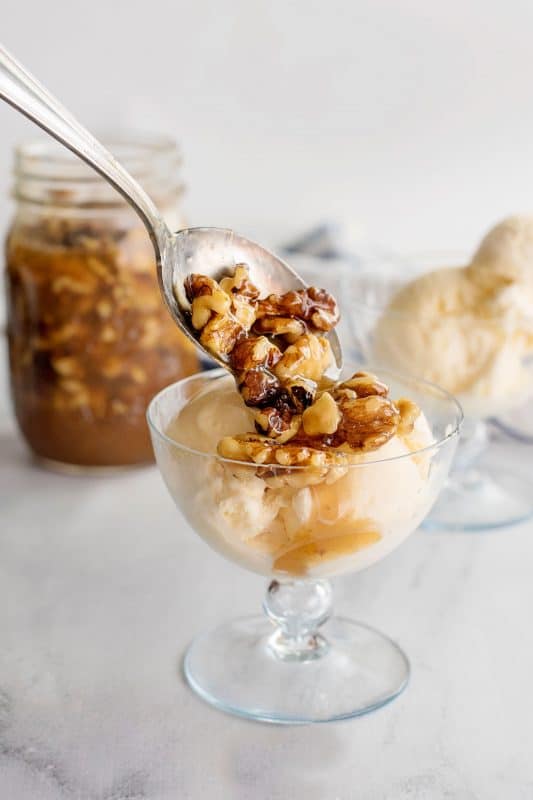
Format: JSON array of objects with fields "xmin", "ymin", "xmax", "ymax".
[
  {"xmin": 374, "ymin": 268, "xmax": 531, "ymax": 412},
  {"xmin": 167, "ymin": 377, "xmax": 436, "ymax": 577},
  {"xmin": 168, "ymin": 383, "xmax": 255, "ymax": 454},
  {"xmin": 382, "ymin": 266, "xmax": 476, "ymax": 317},
  {"xmin": 469, "ymin": 214, "xmax": 533, "ymax": 290},
  {"xmin": 468, "ymin": 215, "xmax": 533, "ymax": 349},
  {"xmin": 373, "ymin": 219, "xmax": 533, "ymax": 415}
]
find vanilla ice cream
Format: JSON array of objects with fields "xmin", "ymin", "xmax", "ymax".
[
  {"xmin": 165, "ymin": 376, "xmax": 438, "ymax": 578},
  {"xmin": 470, "ymin": 214, "xmax": 533, "ymax": 292},
  {"xmin": 373, "ymin": 216, "xmax": 533, "ymax": 417}
]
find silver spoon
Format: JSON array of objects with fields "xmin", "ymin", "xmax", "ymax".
[{"xmin": 0, "ymin": 44, "xmax": 342, "ymax": 371}]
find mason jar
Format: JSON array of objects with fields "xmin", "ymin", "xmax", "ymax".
[{"xmin": 4, "ymin": 135, "xmax": 199, "ymax": 470}]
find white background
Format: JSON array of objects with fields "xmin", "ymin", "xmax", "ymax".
[{"xmin": 2, "ymin": 0, "xmax": 533, "ymax": 255}]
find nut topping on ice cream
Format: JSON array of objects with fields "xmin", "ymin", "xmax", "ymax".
[
  {"xmin": 217, "ymin": 433, "xmax": 349, "ymax": 468},
  {"xmin": 173, "ymin": 265, "xmax": 434, "ymax": 578},
  {"xmin": 185, "ymin": 264, "xmax": 343, "ymax": 440},
  {"xmin": 184, "ymin": 265, "xmax": 420, "ymax": 457},
  {"xmin": 166, "ymin": 370, "xmax": 435, "ymax": 577},
  {"xmin": 256, "ymin": 286, "xmax": 339, "ymax": 331}
]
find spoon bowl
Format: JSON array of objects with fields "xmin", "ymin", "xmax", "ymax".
[
  {"xmin": 0, "ymin": 45, "xmax": 342, "ymax": 373},
  {"xmin": 166, "ymin": 226, "xmax": 343, "ymax": 370}
]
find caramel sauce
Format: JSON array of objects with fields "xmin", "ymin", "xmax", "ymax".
[{"xmin": 6, "ymin": 222, "xmax": 199, "ymax": 466}]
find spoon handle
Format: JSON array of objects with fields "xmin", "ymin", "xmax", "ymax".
[{"xmin": 0, "ymin": 44, "xmax": 169, "ymax": 256}]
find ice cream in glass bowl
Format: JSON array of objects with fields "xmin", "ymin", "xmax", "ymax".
[
  {"xmin": 147, "ymin": 262, "xmax": 461, "ymax": 723},
  {"xmin": 346, "ymin": 215, "xmax": 533, "ymax": 531}
]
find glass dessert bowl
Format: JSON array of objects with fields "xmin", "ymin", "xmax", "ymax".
[
  {"xmin": 148, "ymin": 366, "xmax": 461, "ymax": 723},
  {"xmin": 345, "ymin": 218, "xmax": 533, "ymax": 531}
]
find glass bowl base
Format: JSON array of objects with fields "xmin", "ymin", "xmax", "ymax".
[
  {"xmin": 183, "ymin": 615, "xmax": 410, "ymax": 724},
  {"xmin": 424, "ymin": 466, "xmax": 533, "ymax": 531}
]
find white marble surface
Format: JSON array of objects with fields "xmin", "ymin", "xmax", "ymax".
[{"xmin": 1, "ymin": 371, "xmax": 533, "ymax": 798}]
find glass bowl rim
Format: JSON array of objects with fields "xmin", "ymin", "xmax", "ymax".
[{"xmin": 146, "ymin": 367, "xmax": 464, "ymax": 470}]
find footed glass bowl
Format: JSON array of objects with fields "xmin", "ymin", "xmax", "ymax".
[{"xmin": 147, "ymin": 367, "xmax": 461, "ymax": 723}]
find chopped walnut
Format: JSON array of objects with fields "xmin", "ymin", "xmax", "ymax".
[
  {"xmin": 230, "ymin": 336, "xmax": 281, "ymax": 372},
  {"xmin": 252, "ymin": 316, "xmax": 306, "ymax": 341},
  {"xmin": 257, "ymin": 286, "xmax": 339, "ymax": 332},
  {"xmin": 333, "ymin": 394, "xmax": 400, "ymax": 451},
  {"xmin": 237, "ymin": 369, "xmax": 281, "ymax": 407},
  {"xmin": 185, "ymin": 274, "xmax": 231, "ymax": 330},
  {"xmin": 274, "ymin": 333, "xmax": 332, "ymax": 382},
  {"xmin": 52, "ymin": 275, "xmax": 94, "ymax": 295},
  {"xmin": 230, "ymin": 294, "xmax": 257, "ymax": 330},
  {"xmin": 184, "ymin": 273, "xmax": 216, "ymax": 302},
  {"xmin": 285, "ymin": 377, "xmax": 316, "ymax": 412},
  {"xmin": 302, "ymin": 391, "xmax": 341, "ymax": 436},
  {"xmin": 396, "ymin": 397, "xmax": 421, "ymax": 436},
  {"xmin": 253, "ymin": 404, "xmax": 301, "ymax": 442},
  {"xmin": 334, "ymin": 371, "xmax": 389, "ymax": 399},
  {"xmin": 185, "ymin": 267, "xmax": 257, "ymax": 354},
  {"xmin": 100, "ymin": 325, "xmax": 117, "ymax": 343},
  {"xmin": 96, "ymin": 299, "xmax": 112, "ymax": 319},
  {"xmin": 199, "ymin": 314, "xmax": 243, "ymax": 357},
  {"xmin": 51, "ymin": 356, "xmax": 82, "ymax": 378},
  {"xmin": 217, "ymin": 433, "xmax": 349, "ymax": 468},
  {"xmin": 219, "ymin": 264, "xmax": 260, "ymax": 298}
]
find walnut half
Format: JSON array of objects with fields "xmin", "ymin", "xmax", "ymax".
[
  {"xmin": 274, "ymin": 333, "xmax": 332, "ymax": 382},
  {"xmin": 256, "ymin": 286, "xmax": 340, "ymax": 332},
  {"xmin": 199, "ymin": 314, "xmax": 243, "ymax": 357},
  {"xmin": 396, "ymin": 397, "xmax": 421, "ymax": 435},
  {"xmin": 185, "ymin": 274, "xmax": 231, "ymax": 330},
  {"xmin": 230, "ymin": 336, "xmax": 281, "ymax": 371},
  {"xmin": 333, "ymin": 394, "xmax": 400, "ymax": 451},
  {"xmin": 333, "ymin": 371, "xmax": 389, "ymax": 399}
]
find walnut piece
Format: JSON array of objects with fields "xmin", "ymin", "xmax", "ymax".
[
  {"xmin": 51, "ymin": 356, "xmax": 82, "ymax": 378},
  {"xmin": 253, "ymin": 404, "xmax": 301, "ymax": 442},
  {"xmin": 257, "ymin": 286, "xmax": 339, "ymax": 331},
  {"xmin": 217, "ymin": 433, "xmax": 349, "ymax": 468},
  {"xmin": 285, "ymin": 377, "xmax": 316, "ymax": 411},
  {"xmin": 302, "ymin": 391, "xmax": 341, "ymax": 436},
  {"xmin": 274, "ymin": 333, "xmax": 332, "ymax": 382},
  {"xmin": 237, "ymin": 369, "xmax": 281, "ymax": 407},
  {"xmin": 396, "ymin": 397, "xmax": 421, "ymax": 436},
  {"xmin": 230, "ymin": 294, "xmax": 257, "ymax": 330},
  {"xmin": 334, "ymin": 371, "xmax": 389, "ymax": 399},
  {"xmin": 333, "ymin": 394, "xmax": 400, "ymax": 451},
  {"xmin": 252, "ymin": 316, "xmax": 306, "ymax": 341},
  {"xmin": 230, "ymin": 336, "xmax": 281, "ymax": 371},
  {"xmin": 185, "ymin": 274, "xmax": 231, "ymax": 330},
  {"xmin": 184, "ymin": 273, "xmax": 216, "ymax": 302},
  {"xmin": 219, "ymin": 264, "xmax": 260, "ymax": 298},
  {"xmin": 199, "ymin": 314, "xmax": 243, "ymax": 356}
]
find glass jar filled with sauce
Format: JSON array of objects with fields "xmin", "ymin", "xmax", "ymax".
[{"xmin": 5, "ymin": 136, "xmax": 199, "ymax": 470}]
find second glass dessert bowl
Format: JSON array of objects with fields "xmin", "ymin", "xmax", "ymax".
[
  {"xmin": 345, "ymin": 250, "xmax": 533, "ymax": 531},
  {"xmin": 148, "ymin": 366, "xmax": 461, "ymax": 724}
]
